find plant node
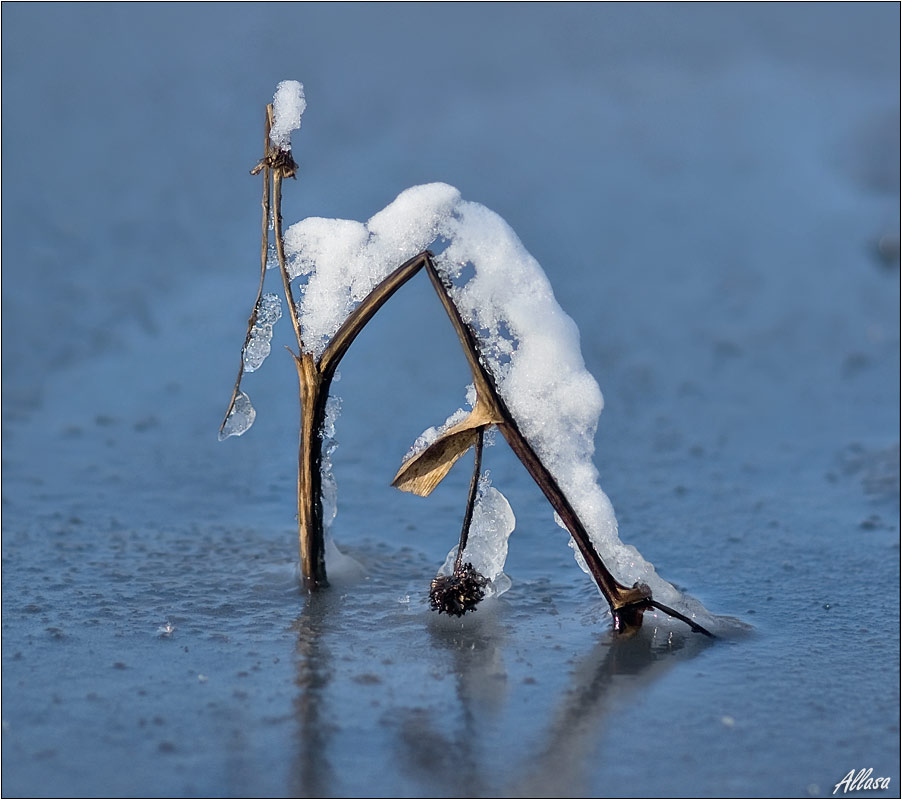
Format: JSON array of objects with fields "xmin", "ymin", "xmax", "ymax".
[{"xmin": 251, "ymin": 149, "xmax": 299, "ymax": 178}]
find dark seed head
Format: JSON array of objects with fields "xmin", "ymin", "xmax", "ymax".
[{"xmin": 429, "ymin": 563, "xmax": 487, "ymax": 617}]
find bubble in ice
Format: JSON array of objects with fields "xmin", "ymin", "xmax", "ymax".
[{"xmin": 219, "ymin": 391, "xmax": 256, "ymax": 440}]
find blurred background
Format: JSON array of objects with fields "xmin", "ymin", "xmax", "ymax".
[{"xmin": 2, "ymin": 3, "xmax": 899, "ymax": 797}]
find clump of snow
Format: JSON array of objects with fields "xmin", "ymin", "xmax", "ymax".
[
  {"xmin": 219, "ymin": 390, "xmax": 256, "ymax": 440},
  {"xmin": 283, "ymin": 183, "xmax": 461, "ymax": 358},
  {"xmin": 285, "ymin": 181, "xmax": 715, "ymax": 626},
  {"xmin": 270, "ymin": 80, "xmax": 306, "ymax": 151},
  {"xmin": 244, "ymin": 293, "xmax": 282, "ymax": 372},
  {"xmin": 437, "ymin": 474, "xmax": 515, "ymax": 600}
]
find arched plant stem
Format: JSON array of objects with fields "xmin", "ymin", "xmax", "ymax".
[
  {"xmin": 291, "ymin": 252, "xmax": 432, "ymax": 589},
  {"xmin": 422, "ymin": 256, "xmax": 714, "ymax": 637}
]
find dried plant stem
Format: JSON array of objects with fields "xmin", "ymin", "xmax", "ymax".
[
  {"xmin": 267, "ymin": 105, "xmax": 306, "ymax": 356},
  {"xmin": 230, "ymin": 104, "xmax": 712, "ymax": 634},
  {"xmin": 421, "ymin": 256, "xmax": 713, "ymax": 637},
  {"xmin": 292, "ymin": 251, "xmax": 434, "ymax": 588},
  {"xmin": 454, "ymin": 428, "xmax": 485, "ymax": 573},
  {"xmin": 218, "ymin": 109, "xmax": 274, "ymax": 436}
]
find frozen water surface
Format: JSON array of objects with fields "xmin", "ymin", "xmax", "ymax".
[{"xmin": 2, "ymin": 4, "xmax": 899, "ymax": 797}]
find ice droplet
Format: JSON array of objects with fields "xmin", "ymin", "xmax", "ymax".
[{"xmin": 219, "ymin": 391, "xmax": 256, "ymax": 440}]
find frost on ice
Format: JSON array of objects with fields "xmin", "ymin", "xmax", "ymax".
[
  {"xmin": 270, "ymin": 80, "xmax": 306, "ymax": 151},
  {"xmin": 244, "ymin": 293, "xmax": 282, "ymax": 372},
  {"xmin": 437, "ymin": 473, "xmax": 515, "ymax": 599},
  {"xmin": 285, "ymin": 181, "xmax": 715, "ymax": 625},
  {"xmin": 218, "ymin": 390, "xmax": 256, "ymax": 440}
]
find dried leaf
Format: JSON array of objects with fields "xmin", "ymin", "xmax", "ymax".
[{"xmin": 392, "ymin": 396, "xmax": 501, "ymax": 497}]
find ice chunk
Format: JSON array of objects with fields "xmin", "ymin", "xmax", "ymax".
[
  {"xmin": 256, "ymin": 292, "xmax": 282, "ymax": 326},
  {"xmin": 244, "ymin": 293, "xmax": 282, "ymax": 372},
  {"xmin": 270, "ymin": 80, "xmax": 306, "ymax": 151},
  {"xmin": 438, "ymin": 476, "xmax": 516, "ymax": 599},
  {"xmin": 320, "ymin": 394, "xmax": 342, "ymax": 528},
  {"xmin": 219, "ymin": 391, "xmax": 256, "ymax": 440}
]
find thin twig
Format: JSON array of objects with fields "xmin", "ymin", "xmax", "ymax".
[
  {"xmin": 267, "ymin": 106, "xmax": 305, "ymax": 356},
  {"xmin": 647, "ymin": 600, "xmax": 715, "ymax": 638},
  {"xmin": 454, "ymin": 427, "xmax": 485, "ymax": 573},
  {"xmin": 219, "ymin": 108, "xmax": 275, "ymax": 436}
]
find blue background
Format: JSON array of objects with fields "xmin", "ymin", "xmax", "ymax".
[{"xmin": 3, "ymin": 3, "xmax": 899, "ymax": 796}]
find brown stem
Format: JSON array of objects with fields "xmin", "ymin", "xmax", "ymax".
[
  {"xmin": 295, "ymin": 252, "xmax": 432, "ymax": 588},
  {"xmin": 267, "ymin": 104, "xmax": 306, "ymax": 355},
  {"xmin": 296, "ymin": 352, "xmax": 328, "ymax": 589},
  {"xmin": 422, "ymin": 256, "xmax": 713, "ymax": 637},
  {"xmin": 454, "ymin": 427, "xmax": 485, "ymax": 573},
  {"xmin": 218, "ymin": 108, "xmax": 274, "ymax": 437},
  {"xmin": 318, "ymin": 252, "xmax": 430, "ymax": 380}
]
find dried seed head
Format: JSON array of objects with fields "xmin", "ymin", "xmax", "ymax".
[
  {"xmin": 429, "ymin": 563, "xmax": 487, "ymax": 617},
  {"xmin": 250, "ymin": 149, "xmax": 299, "ymax": 179}
]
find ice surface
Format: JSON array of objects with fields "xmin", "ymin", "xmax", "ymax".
[
  {"xmin": 270, "ymin": 80, "xmax": 306, "ymax": 151},
  {"xmin": 285, "ymin": 181, "xmax": 708, "ymax": 619},
  {"xmin": 244, "ymin": 293, "xmax": 282, "ymax": 372},
  {"xmin": 438, "ymin": 475, "xmax": 515, "ymax": 599},
  {"xmin": 218, "ymin": 390, "xmax": 256, "ymax": 440}
]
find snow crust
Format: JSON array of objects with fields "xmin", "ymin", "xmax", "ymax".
[
  {"xmin": 285, "ymin": 181, "xmax": 713, "ymax": 622},
  {"xmin": 270, "ymin": 80, "xmax": 306, "ymax": 151}
]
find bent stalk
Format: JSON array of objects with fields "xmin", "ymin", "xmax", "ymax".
[{"xmin": 421, "ymin": 256, "xmax": 713, "ymax": 637}]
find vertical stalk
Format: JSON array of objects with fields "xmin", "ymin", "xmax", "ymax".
[
  {"xmin": 454, "ymin": 428, "xmax": 485, "ymax": 573},
  {"xmin": 296, "ymin": 353, "xmax": 328, "ymax": 589}
]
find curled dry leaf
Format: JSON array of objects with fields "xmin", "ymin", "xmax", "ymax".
[{"xmin": 392, "ymin": 395, "xmax": 502, "ymax": 497}]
